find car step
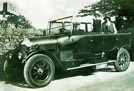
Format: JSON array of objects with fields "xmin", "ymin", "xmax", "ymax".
[{"xmin": 67, "ymin": 60, "xmax": 116, "ymax": 70}]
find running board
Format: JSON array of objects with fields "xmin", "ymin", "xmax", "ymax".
[{"xmin": 67, "ymin": 60, "xmax": 116, "ymax": 70}]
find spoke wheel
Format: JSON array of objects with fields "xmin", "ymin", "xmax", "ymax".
[
  {"xmin": 24, "ymin": 54, "xmax": 55, "ymax": 88},
  {"xmin": 114, "ymin": 48, "xmax": 130, "ymax": 72}
]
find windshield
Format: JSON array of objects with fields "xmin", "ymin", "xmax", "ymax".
[{"xmin": 50, "ymin": 22, "xmax": 72, "ymax": 35}]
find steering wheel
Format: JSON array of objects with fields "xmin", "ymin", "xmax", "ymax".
[{"xmin": 59, "ymin": 28, "xmax": 67, "ymax": 33}]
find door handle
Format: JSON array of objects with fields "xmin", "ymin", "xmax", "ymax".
[
  {"xmin": 90, "ymin": 40, "xmax": 93, "ymax": 42},
  {"xmin": 116, "ymin": 38, "xmax": 118, "ymax": 40}
]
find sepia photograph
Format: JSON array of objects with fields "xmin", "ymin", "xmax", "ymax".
[{"xmin": 0, "ymin": 0, "xmax": 134, "ymax": 91}]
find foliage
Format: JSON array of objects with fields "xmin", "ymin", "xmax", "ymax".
[
  {"xmin": 77, "ymin": 0, "xmax": 134, "ymax": 30},
  {"xmin": 6, "ymin": 15, "xmax": 33, "ymax": 29},
  {"xmin": 0, "ymin": 27, "xmax": 40, "ymax": 52},
  {"xmin": 78, "ymin": 0, "xmax": 134, "ymax": 19},
  {"xmin": 0, "ymin": 14, "xmax": 35, "ymax": 51}
]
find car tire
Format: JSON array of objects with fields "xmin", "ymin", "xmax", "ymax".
[
  {"xmin": 114, "ymin": 48, "xmax": 130, "ymax": 72},
  {"xmin": 4, "ymin": 60, "xmax": 8, "ymax": 73},
  {"xmin": 4, "ymin": 60, "xmax": 19, "ymax": 82},
  {"xmin": 3, "ymin": 60, "xmax": 9, "ymax": 79},
  {"xmin": 24, "ymin": 54, "xmax": 55, "ymax": 88},
  {"xmin": 3, "ymin": 60, "xmax": 15, "ymax": 82}
]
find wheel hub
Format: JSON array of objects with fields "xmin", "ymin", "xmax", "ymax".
[
  {"xmin": 121, "ymin": 57, "xmax": 125, "ymax": 62},
  {"xmin": 120, "ymin": 54, "xmax": 126, "ymax": 65},
  {"xmin": 38, "ymin": 68, "xmax": 44, "ymax": 75}
]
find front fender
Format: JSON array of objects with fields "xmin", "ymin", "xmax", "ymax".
[{"xmin": 23, "ymin": 50, "xmax": 66, "ymax": 70}]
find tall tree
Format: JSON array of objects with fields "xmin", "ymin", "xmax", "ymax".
[
  {"xmin": 78, "ymin": 0, "xmax": 134, "ymax": 29},
  {"xmin": 78, "ymin": 0, "xmax": 134, "ymax": 17}
]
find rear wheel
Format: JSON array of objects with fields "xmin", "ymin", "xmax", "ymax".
[
  {"xmin": 3, "ymin": 60, "xmax": 14, "ymax": 81},
  {"xmin": 24, "ymin": 54, "xmax": 55, "ymax": 88},
  {"xmin": 3, "ymin": 60, "xmax": 9, "ymax": 80},
  {"xmin": 4, "ymin": 60, "xmax": 8, "ymax": 73},
  {"xmin": 4, "ymin": 59, "xmax": 23, "ymax": 82},
  {"xmin": 114, "ymin": 48, "xmax": 130, "ymax": 72}
]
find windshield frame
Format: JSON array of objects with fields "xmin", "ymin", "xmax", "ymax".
[
  {"xmin": 47, "ymin": 16, "xmax": 73, "ymax": 35},
  {"xmin": 48, "ymin": 21, "xmax": 72, "ymax": 35}
]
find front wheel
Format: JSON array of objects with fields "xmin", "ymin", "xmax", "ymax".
[
  {"xmin": 114, "ymin": 48, "xmax": 130, "ymax": 72},
  {"xmin": 24, "ymin": 54, "xmax": 55, "ymax": 88}
]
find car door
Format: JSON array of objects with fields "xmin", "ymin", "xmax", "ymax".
[
  {"xmin": 116, "ymin": 33, "xmax": 131, "ymax": 48},
  {"xmin": 102, "ymin": 33, "xmax": 117, "ymax": 51},
  {"xmin": 92, "ymin": 33, "xmax": 103, "ymax": 53},
  {"xmin": 71, "ymin": 32, "xmax": 104, "ymax": 59},
  {"xmin": 70, "ymin": 35, "xmax": 93, "ymax": 59}
]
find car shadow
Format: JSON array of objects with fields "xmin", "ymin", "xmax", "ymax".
[
  {"xmin": 4, "ymin": 66, "xmax": 115, "ymax": 88},
  {"xmin": 97, "ymin": 67, "xmax": 116, "ymax": 72},
  {"xmin": 0, "ymin": 61, "xmax": 6, "ymax": 81},
  {"xmin": 8, "ymin": 67, "xmax": 95, "ymax": 88},
  {"xmin": 0, "ymin": 75, "xmax": 5, "ymax": 82},
  {"xmin": 54, "ymin": 67, "xmax": 95, "ymax": 80},
  {"xmin": 0, "ymin": 65, "xmax": 5, "ymax": 82},
  {"xmin": 0, "ymin": 54, "xmax": 7, "ymax": 82}
]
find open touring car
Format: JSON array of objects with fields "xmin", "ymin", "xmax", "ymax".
[{"xmin": 4, "ymin": 16, "xmax": 132, "ymax": 88}]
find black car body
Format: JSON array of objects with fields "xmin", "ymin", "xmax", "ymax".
[{"xmin": 5, "ymin": 16, "xmax": 132, "ymax": 88}]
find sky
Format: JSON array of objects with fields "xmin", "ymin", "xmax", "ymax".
[{"xmin": 0, "ymin": 0, "xmax": 100, "ymax": 28}]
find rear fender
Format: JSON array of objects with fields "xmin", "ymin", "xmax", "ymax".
[
  {"xmin": 120, "ymin": 45, "xmax": 131, "ymax": 58},
  {"xmin": 121, "ymin": 45, "xmax": 131, "ymax": 50},
  {"xmin": 106, "ymin": 45, "xmax": 130, "ymax": 60}
]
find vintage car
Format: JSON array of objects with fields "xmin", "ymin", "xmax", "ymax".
[{"xmin": 4, "ymin": 16, "xmax": 132, "ymax": 88}]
